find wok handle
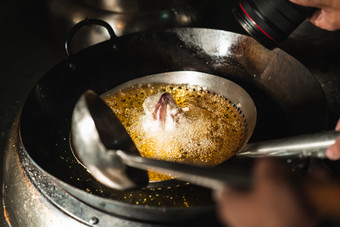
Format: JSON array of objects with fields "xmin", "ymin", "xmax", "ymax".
[
  {"xmin": 65, "ymin": 18, "xmax": 116, "ymax": 56},
  {"xmin": 117, "ymin": 150, "xmax": 251, "ymax": 190},
  {"xmin": 238, "ymin": 131, "xmax": 340, "ymax": 158}
]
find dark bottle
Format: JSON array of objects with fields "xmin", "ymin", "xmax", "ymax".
[{"xmin": 233, "ymin": 0, "xmax": 315, "ymax": 49}]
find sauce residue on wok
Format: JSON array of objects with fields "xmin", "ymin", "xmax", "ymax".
[{"xmin": 103, "ymin": 83, "xmax": 247, "ymax": 181}]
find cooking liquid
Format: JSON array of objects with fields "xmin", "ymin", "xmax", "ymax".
[{"xmin": 103, "ymin": 83, "xmax": 247, "ymax": 182}]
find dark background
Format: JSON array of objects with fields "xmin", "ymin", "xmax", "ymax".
[
  {"xmin": 0, "ymin": 0, "xmax": 339, "ymax": 226},
  {"xmin": 0, "ymin": 1, "xmax": 65, "ymax": 225}
]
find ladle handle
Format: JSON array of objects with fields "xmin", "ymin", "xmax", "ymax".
[
  {"xmin": 116, "ymin": 131, "xmax": 340, "ymax": 190},
  {"xmin": 118, "ymin": 150, "xmax": 340, "ymax": 218},
  {"xmin": 117, "ymin": 150, "xmax": 251, "ymax": 190},
  {"xmin": 238, "ymin": 130, "xmax": 340, "ymax": 158}
]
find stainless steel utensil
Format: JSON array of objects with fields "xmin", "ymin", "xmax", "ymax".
[
  {"xmin": 239, "ymin": 131, "xmax": 340, "ymax": 158},
  {"xmin": 72, "ymin": 89, "xmax": 340, "ymax": 191}
]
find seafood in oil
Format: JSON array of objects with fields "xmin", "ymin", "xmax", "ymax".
[{"xmin": 142, "ymin": 92, "xmax": 187, "ymax": 133}]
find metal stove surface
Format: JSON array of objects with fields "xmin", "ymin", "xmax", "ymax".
[{"xmin": 1, "ymin": 0, "xmax": 340, "ymax": 226}]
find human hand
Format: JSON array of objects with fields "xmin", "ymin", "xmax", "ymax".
[
  {"xmin": 326, "ymin": 119, "xmax": 340, "ymax": 160},
  {"xmin": 214, "ymin": 159, "xmax": 316, "ymax": 227},
  {"xmin": 289, "ymin": 0, "xmax": 340, "ymax": 31}
]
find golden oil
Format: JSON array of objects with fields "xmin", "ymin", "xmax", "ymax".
[{"xmin": 103, "ymin": 83, "xmax": 246, "ymax": 182}]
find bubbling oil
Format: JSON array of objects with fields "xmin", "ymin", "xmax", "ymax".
[{"xmin": 103, "ymin": 83, "xmax": 247, "ymax": 181}]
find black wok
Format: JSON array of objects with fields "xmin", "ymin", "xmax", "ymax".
[{"xmin": 19, "ymin": 26, "xmax": 328, "ymax": 223}]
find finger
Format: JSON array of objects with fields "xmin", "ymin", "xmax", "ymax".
[
  {"xmin": 254, "ymin": 159, "xmax": 288, "ymax": 184},
  {"xmin": 308, "ymin": 10, "xmax": 340, "ymax": 31},
  {"xmin": 326, "ymin": 138, "xmax": 340, "ymax": 160},
  {"xmin": 214, "ymin": 187, "xmax": 252, "ymax": 210},
  {"xmin": 335, "ymin": 119, "xmax": 340, "ymax": 131},
  {"xmin": 289, "ymin": 0, "xmax": 332, "ymax": 8},
  {"xmin": 214, "ymin": 188, "xmax": 255, "ymax": 227},
  {"xmin": 327, "ymin": 120, "xmax": 340, "ymax": 160}
]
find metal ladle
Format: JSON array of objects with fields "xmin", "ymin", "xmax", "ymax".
[{"xmin": 71, "ymin": 90, "xmax": 340, "ymax": 191}]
